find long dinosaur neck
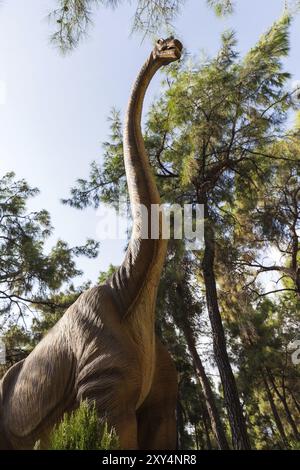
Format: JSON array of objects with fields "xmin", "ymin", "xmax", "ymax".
[
  {"xmin": 124, "ymin": 54, "xmax": 161, "ymax": 211},
  {"xmin": 108, "ymin": 54, "xmax": 166, "ymax": 317}
]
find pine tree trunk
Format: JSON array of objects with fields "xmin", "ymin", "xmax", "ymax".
[
  {"xmin": 181, "ymin": 318, "xmax": 229, "ymax": 449},
  {"xmin": 176, "ymin": 400, "xmax": 185, "ymax": 450},
  {"xmin": 261, "ymin": 371, "xmax": 289, "ymax": 448},
  {"xmin": 202, "ymin": 412, "xmax": 212, "ymax": 450},
  {"xmin": 194, "ymin": 424, "xmax": 200, "ymax": 450},
  {"xmin": 200, "ymin": 199, "xmax": 251, "ymax": 450}
]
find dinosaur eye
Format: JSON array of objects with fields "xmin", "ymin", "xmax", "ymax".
[{"xmin": 157, "ymin": 38, "xmax": 164, "ymax": 44}]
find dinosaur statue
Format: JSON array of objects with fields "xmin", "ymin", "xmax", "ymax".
[{"xmin": 0, "ymin": 37, "xmax": 183, "ymax": 450}]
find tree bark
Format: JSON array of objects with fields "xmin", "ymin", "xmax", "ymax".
[
  {"xmin": 181, "ymin": 318, "xmax": 229, "ymax": 449},
  {"xmin": 200, "ymin": 199, "xmax": 251, "ymax": 449}
]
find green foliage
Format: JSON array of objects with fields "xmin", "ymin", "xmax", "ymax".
[
  {"xmin": 48, "ymin": 401, "xmax": 119, "ymax": 450},
  {"xmin": 48, "ymin": 0, "xmax": 239, "ymax": 52}
]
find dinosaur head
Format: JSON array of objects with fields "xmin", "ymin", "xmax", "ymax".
[{"xmin": 153, "ymin": 37, "xmax": 183, "ymax": 65}]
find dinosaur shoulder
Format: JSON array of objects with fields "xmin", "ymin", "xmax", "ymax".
[{"xmin": 2, "ymin": 331, "xmax": 76, "ymax": 447}]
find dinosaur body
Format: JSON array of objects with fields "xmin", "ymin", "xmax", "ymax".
[{"xmin": 0, "ymin": 38, "xmax": 182, "ymax": 450}]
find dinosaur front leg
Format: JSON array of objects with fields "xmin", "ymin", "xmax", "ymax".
[
  {"xmin": 137, "ymin": 339, "xmax": 178, "ymax": 450},
  {"xmin": 76, "ymin": 355, "xmax": 140, "ymax": 450}
]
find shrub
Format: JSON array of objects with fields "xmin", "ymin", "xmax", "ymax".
[{"xmin": 46, "ymin": 401, "xmax": 119, "ymax": 450}]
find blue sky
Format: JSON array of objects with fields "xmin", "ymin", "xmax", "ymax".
[{"xmin": 0, "ymin": 0, "xmax": 299, "ymax": 285}]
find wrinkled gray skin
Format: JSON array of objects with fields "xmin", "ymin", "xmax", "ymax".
[{"xmin": 0, "ymin": 38, "xmax": 183, "ymax": 450}]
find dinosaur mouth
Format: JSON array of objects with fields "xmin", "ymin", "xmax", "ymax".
[{"xmin": 162, "ymin": 44, "xmax": 182, "ymax": 60}]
